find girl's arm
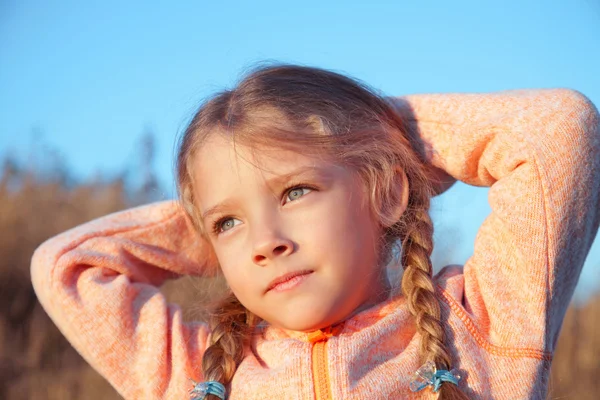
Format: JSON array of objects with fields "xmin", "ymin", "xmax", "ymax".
[
  {"xmin": 391, "ymin": 89, "xmax": 600, "ymax": 353},
  {"xmin": 31, "ymin": 200, "xmax": 216, "ymax": 399}
]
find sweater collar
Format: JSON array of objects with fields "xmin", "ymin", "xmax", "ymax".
[{"xmin": 260, "ymin": 292, "xmax": 407, "ymax": 343}]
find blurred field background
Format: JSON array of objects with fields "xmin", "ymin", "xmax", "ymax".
[{"xmin": 0, "ymin": 136, "xmax": 598, "ymax": 399}]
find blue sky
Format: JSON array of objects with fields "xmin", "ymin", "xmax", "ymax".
[{"xmin": 1, "ymin": 0, "xmax": 599, "ymax": 301}]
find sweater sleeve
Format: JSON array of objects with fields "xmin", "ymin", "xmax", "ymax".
[
  {"xmin": 394, "ymin": 89, "xmax": 600, "ymax": 353},
  {"xmin": 31, "ymin": 200, "xmax": 216, "ymax": 399}
]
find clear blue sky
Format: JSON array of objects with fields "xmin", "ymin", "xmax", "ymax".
[{"xmin": 1, "ymin": 0, "xmax": 599, "ymax": 301}]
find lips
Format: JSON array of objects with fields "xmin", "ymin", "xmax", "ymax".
[{"xmin": 265, "ymin": 269, "xmax": 314, "ymax": 293}]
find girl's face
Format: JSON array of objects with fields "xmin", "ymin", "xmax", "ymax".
[{"xmin": 192, "ymin": 133, "xmax": 393, "ymax": 332}]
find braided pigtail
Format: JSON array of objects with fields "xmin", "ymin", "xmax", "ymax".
[
  {"xmin": 200, "ymin": 293, "xmax": 259, "ymax": 399},
  {"xmin": 398, "ymin": 180, "xmax": 469, "ymax": 400}
]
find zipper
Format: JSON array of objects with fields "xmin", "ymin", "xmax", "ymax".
[
  {"xmin": 311, "ymin": 338, "xmax": 331, "ymax": 400},
  {"xmin": 308, "ymin": 326, "xmax": 341, "ymax": 400}
]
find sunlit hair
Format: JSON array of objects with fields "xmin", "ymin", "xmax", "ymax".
[{"xmin": 176, "ymin": 63, "xmax": 468, "ymax": 399}]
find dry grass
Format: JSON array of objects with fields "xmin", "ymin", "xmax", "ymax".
[{"xmin": 1, "ymin": 156, "xmax": 597, "ymax": 399}]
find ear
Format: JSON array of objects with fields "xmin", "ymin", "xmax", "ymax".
[{"xmin": 383, "ymin": 166, "xmax": 410, "ymax": 227}]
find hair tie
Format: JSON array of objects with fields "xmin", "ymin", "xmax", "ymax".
[
  {"xmin": 409, "ymin": 360, "xmax": 461, "ymax": 393},
  {"xmin": 189, "ymin": 379, "xmax": 226, "ymax": 400}
]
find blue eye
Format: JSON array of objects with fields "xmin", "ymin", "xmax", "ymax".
[
  {"xmin": 214, "ymin": 217, "xmax": 241, "ymax": 234},
  {"xmin": 286, "ymin": 187, "xmax": 312, "ymax": 202},
  {"xmin": 211, "ymin": 186, "xmax": 314, "ymax": 235}
]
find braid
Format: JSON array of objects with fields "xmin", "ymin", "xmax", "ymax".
[
  {"xmin": 399, "ymin": 180, "xmax": 469, "ymax": 400},
  {"xmin": 400, "ymin": 207, "xmax": 451, "ymax": 368},
  {"xmin": 201, "ymin": 293, "xmax": 258, "ymax": 399}
]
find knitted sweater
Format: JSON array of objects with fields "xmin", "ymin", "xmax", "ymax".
[{"xmin": 31, "ymin": 89, "xmax": 600, "ymax": 399}]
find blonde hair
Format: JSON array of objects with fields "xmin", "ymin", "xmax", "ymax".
[{"xmin": 176, "ymin": 64, "xmax": 468, "ymax": 399}]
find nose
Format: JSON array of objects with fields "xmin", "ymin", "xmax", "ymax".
[{"xmin": 251, "ymin": 229, "xmax": 295, "ymax": 266}]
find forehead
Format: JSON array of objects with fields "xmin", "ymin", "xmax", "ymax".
[{"xmin": 191, "ymin": 133, "xmax": 340, "ymax": 207}]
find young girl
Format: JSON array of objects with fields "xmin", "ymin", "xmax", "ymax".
[{"xmin": 31, "ymin": 65, "xmax": 599, "ymax": 400}]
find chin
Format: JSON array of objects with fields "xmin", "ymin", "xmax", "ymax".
[
  {"xmin": 265, "ymin": 298, "xmax": 350, "ymax": 332},
  {"xmin": 278, "ymin": 317, "xmax": 331, "ymax": 332}
]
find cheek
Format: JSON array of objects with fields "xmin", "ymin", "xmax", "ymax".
[
  {"xmin": 322, "ymin": 187, "xmax": 377, "ymax": 242},
  {"xmin": 219, "ymin": 262, "xmax": 255, "ymax": 306},
  {"xmin": 213, "ymin": 241, "xmax": 268, "ymax": 308},
  {"xmin": 213, "ymin": 242, "xmax": 249, "ymax": 287},
  {"xmin": 301, "ymin": 190, "xmax": 380, "ymax": 266}
]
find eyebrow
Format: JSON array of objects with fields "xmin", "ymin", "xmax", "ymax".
[{"xmin": 200, "ymin": 166, "xmax": 331, "ymax": 221}]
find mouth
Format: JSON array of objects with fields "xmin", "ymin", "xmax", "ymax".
[{"xmin": 265, "ymin": 269, "xmax": 314, "ymax": 293}]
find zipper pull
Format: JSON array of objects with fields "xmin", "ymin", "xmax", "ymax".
[{"xmin": 307, "ymin": 325, "xmax": 343, "ymax": 343}]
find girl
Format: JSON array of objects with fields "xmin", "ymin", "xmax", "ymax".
[{"xmin": 31, "ymin": 65, "xmax": 599, "ymax": 400}]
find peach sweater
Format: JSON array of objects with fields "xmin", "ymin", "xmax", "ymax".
[{"xmin": 31, "ymin": 89, "xmax": 600, "ymax": 399}]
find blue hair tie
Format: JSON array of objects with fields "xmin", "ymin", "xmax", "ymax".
[
  {"xmin": 409, "ymin": 360, "xmax": 461, "ymax": 393},
  {"xmin": 189, "ymin": 379, "xmax": 226, "ymax": 400}
]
